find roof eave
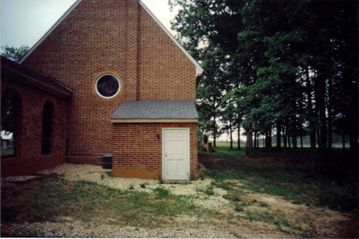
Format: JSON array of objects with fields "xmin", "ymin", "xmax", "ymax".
[
  {"xmin": 111, "ymin": 118, "xmax": 198, "ymax": 123},
  {"xmin": 3, "ymin": 65, "xmax": 73, "ymax": 98}
]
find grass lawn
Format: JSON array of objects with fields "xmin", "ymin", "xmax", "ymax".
[
  {"xmin": 1, "ymin": 148, "xmax": 357, "ymax": 237},
  {"xmin": 2, "ymin": 179, "xmax": 213, "ymax": 227}
]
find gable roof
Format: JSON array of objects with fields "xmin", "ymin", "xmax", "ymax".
[
  {"xmin": 19, "ymin": 0, "xmax": 203, "ymax": 76},
  {"xmin": 1, "ymin": 56, "xmax": 73, "ymax": 97},
  {"xmin": 111, "ymin": 100, "xmax": 198, "ymax": 123}
]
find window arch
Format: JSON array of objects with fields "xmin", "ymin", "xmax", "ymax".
[
  {"xmin": 41, "ymin": 101, "xmax": 54, "ymax": 155},
  {"xmin": 1, "ymin": 89, "xmax": 22, "ymax": 157}
]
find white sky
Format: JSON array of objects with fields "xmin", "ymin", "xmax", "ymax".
[{"xmin": 0, "ymin": 0, "xmax": 177, "ymax": 48}]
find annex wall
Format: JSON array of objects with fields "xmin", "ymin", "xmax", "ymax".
[{"xmin": 112, "ymin": 123, "xmax": 198, "ymax": 179}]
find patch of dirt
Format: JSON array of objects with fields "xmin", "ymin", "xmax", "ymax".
[
  {"xmin": 222, "ymin": 218, "xmax": 295, "ymax": 238},
  {"xmin": 337, "ymin": 219, "xmax": 359, "ymax": 238},
  {"xmin": 236, "ymin": 191, "xmax": 351, "ymax": 237}
]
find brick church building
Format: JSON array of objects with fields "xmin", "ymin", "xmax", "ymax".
[{"xmin": 1, "ymin": 0, "xmax": 203, "ymax": 180}]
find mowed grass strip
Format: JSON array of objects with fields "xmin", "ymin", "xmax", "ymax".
[{"xmin": 1, "ymin": 178, "xmax": 210, "ymax": 227}]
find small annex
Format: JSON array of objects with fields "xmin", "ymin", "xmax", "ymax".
[
  {"xmin": 1, "ymin": 0, "xmax": 203, "ymax": 180},
  {"xmin": 111, "ymin": 100, "xmax": 198, "ymax": 180}
]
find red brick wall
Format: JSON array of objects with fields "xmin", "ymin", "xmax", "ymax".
[
  {"xmin": 22, "ymin": 0, "xmax": 197, "ymax": 163},
  {"xmin": 1, "ymin": 80, "xmax": 68, "ymax": 177},
  {"xmin": 112, "ymin": 123, "xmax": 198, "ymax": 179},
  {"xmin": 138, "ymin": 7, "xmax": 196, "ymax": 100}
]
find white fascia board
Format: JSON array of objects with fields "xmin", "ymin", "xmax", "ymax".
[
  {"xmin": 139, "ymin": 0, "xmax": 203, "ymax": 76},
  {"xmin": 19, "ymin": 0, "xmax": 82, "ymax": 64},
  {"xmin": 111, "ymin": 118, "xmax": 198, "ymax": 123}
]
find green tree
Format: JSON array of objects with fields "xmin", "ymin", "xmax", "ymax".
[
  {"xmin": 170, "ymin": 0, "xmax": 358, "ymax": 155},
  {"xmin": 1, "ymin": 45, "xmax": 29, "ymax": 62}
]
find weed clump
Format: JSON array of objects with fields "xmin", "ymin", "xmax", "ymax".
[{"xmin": 153, "ymin": 187, "xmax": 170, "ymax": 197}]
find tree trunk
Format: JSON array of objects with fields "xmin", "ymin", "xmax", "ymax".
[
  {"xmin": 213, "ymin": 116, "xmax": 217, "ymax": 147},
  {"xmin": 237, "ymin": 126, "xmax": 241, "ymax": 150},
  {"xmin": 291, "ymin": 119, "xmax": 297, "ymax": 148},
  {"xmin": 288, "ymin": 134, "xmax": 291, "ymax": 148},
  {"xmin": 254, "ymin": 131, "xmax": 257, "ymax": 148},
  {"xmin": 263, "ymin": 137, "xmax": 265, "ymax": 148},
  {"xmin": 212, "ymin": 101, "xmax": 217, "ymax": 148},
  {"xmin": 349, "ymin": 134, "xmax": 357, "ymax": 151},
  {"xmin": 342, "ymin": 133, "xmax": 345, "ymax": 149},
  {"xmin": 328, "ymin": 77, "xmax": 333, "ymax": 149},
  {"xmin": 292, "ymin": 135, "xmax": 297, "ymax": 148},
  {"xmin": 276, "ymin": 123, "xmax": 281, "ymax": 149},
  {"xmin": 283, "ymin": 128, "xmax": 287, "ymax": 149},
  {"xmin": 229, "ymin": 123, "xmax": 233, "ymax": 150},
  {"xmin": 213, "ymin": 132, "xmax": 217, "ymax": 147},
  {"xmin": 265, "ymin": 131, "xmax": 270, "ymax": 148},
  {"xmin": 315, "ymin": 68, "xmax": 328, "ymax": 150},
  {"xmin": 306, "ymin": 67, "xmax": 316, "ymax": 149},
  {"xmin": 300, "ymin": 135, "xmax": 303, "ymax": 148},
  {"xmin": 245, "ymin": 131, "xmax": 253, "ymax": 155}
]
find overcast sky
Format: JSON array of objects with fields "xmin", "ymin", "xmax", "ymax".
[{"xmin": 0, "ymin": 0, "xmax": 177, "ymax": 48}]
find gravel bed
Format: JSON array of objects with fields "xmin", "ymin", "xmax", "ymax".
[
  {"xmin": 38, "ymin": 163, "xmax": 213, "ymax": 195},
  {"xmin": 3, "ymin": 221, "xmax": 235, "ymax": 238}
]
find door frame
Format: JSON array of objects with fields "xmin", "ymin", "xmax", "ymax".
[{"xmin": 161, "ymin": 128, "xmax": 190, "ymax": 181}]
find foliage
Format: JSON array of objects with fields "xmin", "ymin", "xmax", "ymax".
[
  {"xmin": 170, "ymin": 0, "xmax": 358, "ymax": 153},
  {"xmin": 1, "ymin": 45, "xmax": 29, "ymax": 62}
]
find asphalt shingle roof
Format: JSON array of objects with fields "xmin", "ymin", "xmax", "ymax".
[{"xmin": 111, "ymin": 100, "xmax": 198, "ymax": 119}]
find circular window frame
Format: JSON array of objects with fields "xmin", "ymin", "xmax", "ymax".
[{"xmin": 95, "ymin": 73, "xmax": 122, "ymax": 99}]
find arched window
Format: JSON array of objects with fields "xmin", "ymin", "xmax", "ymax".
[
  {"xmin": 1, "ymin": 89, "xmax": 22, "ymax": 157},
  {"xmin": 41, "ymin": 101, "xmax": 54, "ymax": 155}
]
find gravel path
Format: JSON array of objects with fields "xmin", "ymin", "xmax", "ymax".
[{"xmin": 3, "ymin": 221, "xmax": 236, "ymax": 238}]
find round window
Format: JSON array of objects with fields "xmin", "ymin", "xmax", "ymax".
[{"xmin": 95, "ymin": 75, "xmax": 121, "ymax": 98}]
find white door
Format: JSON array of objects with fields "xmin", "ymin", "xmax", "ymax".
[{"xmin": 162, "ymin": 128, "xmax": 190, "ymax": 180}]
